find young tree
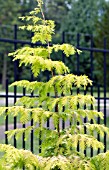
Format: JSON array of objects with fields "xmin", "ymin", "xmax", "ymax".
[{"xmin": 0, "ymin": 0, "xmax": 109, "ymax": 169}]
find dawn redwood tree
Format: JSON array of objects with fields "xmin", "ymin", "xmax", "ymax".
[{"xmin": 0, "ymin": 0, "xmax": 109, "ymax": 169}]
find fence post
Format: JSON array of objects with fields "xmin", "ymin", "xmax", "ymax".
[
  {"xmin": 5, "ymin": 79, "xmax": 9, "ymax": 144},
  {"xmin": 61, "ymin": 32, "xmax": 66, "ymax": 129},
  {"xmin": 103, "ymin": 37, "xmax": 107, "ymax": 152},
  {"xmin": 22, "ymin": 88, "xmax": 26, "ymax": 150},
  {"xmin": 76, "ymin": 33, "xmax": 80, "ymax": 152},
  {"xmin": 97, "ymin": 84, "xmax": 100, "ymax": 154},
  {"xmin": 13, "ymin": 24, "xmax": 18, "ymax": 148},
  {"xmin": 90, "ymin": 35, "xmax": 94, "ymax": 157}
]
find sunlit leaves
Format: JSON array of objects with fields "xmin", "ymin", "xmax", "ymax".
[
  {"xmin": 58, "ymin": 133, "xmax": 104, "ymax": 152},
  {"xmin": 39, "ymin": 94, "xmax": 96, "ymax": 111},
  {"xmin": 19, "ymin": 7, "xmax": 55, "ymax": 44},
  {"xmin": 9, "ymin": 53, "xmax": 69, "ymax": 77},
  {"xmin": 91, "ymin": 151, "xmax": 109, "ymax": 170},
  {"xmin": 71, "ymin": 123, "xmax": 109, "ymax": 137},
  {"xmin": 53, "ymin": 44, "xmax": 81, "ymax": 57},
  {"xmin": 9, "ymin": 74, "xmax": 92, "ymax": 96},
  {"xmin": 9, "ymin": 46, "xmax": 50, "ymax": 59},
  {"xmin": 0, "ymin": 144, "xmax": 41, "ymax": 170}
]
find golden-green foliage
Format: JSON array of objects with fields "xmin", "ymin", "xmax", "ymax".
[
  {"xmin": 0, "ymin": 0, "xmax": 109, "ymax": 169},
  {"xmin": 10, "ymin": 74, "xmax": 92, "ymax": 94},
  {"xmin": 0, "ymin": 143, "xmax": 94, "ymax": 170},
  {"xmin": 0, "ymin": 144, "xmax": 42, "ymax": 170},
  {"xmin": 91, "ymin": 150, "xmax": 109, "ymax": 170}
]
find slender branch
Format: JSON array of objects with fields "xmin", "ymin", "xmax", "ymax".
[{"xmin": 38, "ymin": 2, "xmax": 51, "ymax": 58}]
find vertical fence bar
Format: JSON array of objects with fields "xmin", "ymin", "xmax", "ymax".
[
  {"xmin": 76, "ymin": 33, "xmax": 80, "ymax": 152},
  {"xmin": 22, "ymin": 88, "xmax": 26, "ymax": 150},
  {"xmin": 14, "ymin": 25, "xmax": 18, "ymax": 80},
  {"xmin": 30, "ymin": 74, "xmax": 34, "ymax": 153},
  {"xmin": 90, "ymin": 35, "xmax": 94, "ymax": 157},
  {"xmin": 84, "ymin": 90, "xmax": 87, "ymax": 156},
  {"xmin": 30, "ymin": 40, "xmax": 34, "ymax": 153},
  {"xmin": 5, "ymin": 79, "xmax": 9, "ymax": 144},
  {"xmin": 76, "ymin": 33, "xmax": 80, "ymax": 96},
  {"xmin": 62, "ymin": 32, "xmax": 65, "ymax": 129},
  {"xmin": 30, "ymin": 105, "xmax": 34, "ymax": 153},
  {"xmin": 46, "ymin": 71, "xmax": 50, "ymax": 129},
  {"xmin": 30, "ymin": 117, "xmax": 34, "ymax": 153},
  {"xmin": 13, "ymin": 25, "xmax": 18, "ymax": 148},
  {"xmin": 103, "ymin": 38, "xmax": 107, "ymax": 152},
  {"xmin": 97, "ymin": 84, "xmax": 100, "ymax": 154},
  {"xmin": 47, "ymin": 113, "xmax": 50, "ymax": 129},
  {"xmin": 39, "ymin": 122, "xmax": 42, "ymax": 154}
]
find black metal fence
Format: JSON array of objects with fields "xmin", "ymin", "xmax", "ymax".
[{"xmin": 0, "ymin": 25, "xmax": 108, "ymax": 156}]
